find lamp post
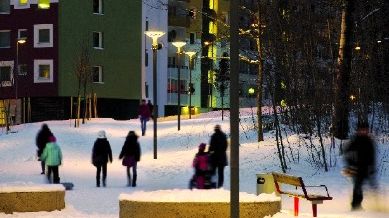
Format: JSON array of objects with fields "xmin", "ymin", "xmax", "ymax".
[
  {"xmin": 145, "ymin": 31, "xmax": 165, "ymax": 159},
  {"xmin": 15, "ymin": 37, "xmax": 26, "ymax": 124},
  {"xmin": 172, "ymin": 41, "xmax": 186, "ymax": 131},
  {"xmin": 185, "ymin": 51, "xmax": 196, "ymax": 119}
]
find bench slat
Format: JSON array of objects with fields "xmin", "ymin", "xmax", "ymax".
[{"xmin": 272, "ymin": 172, "xmax": 303, "ymax": 187}]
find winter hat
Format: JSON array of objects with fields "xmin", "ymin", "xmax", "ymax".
[
  {"xmin": 199, "ymin": 143, "xmax": 206, "ymax": 151},
  {"xmin": 98, "ymin": 130, "xmax": 106, "ymax": 139},
  {"xmin": 48, "ymin": 136, "xmax": 56, "ymax": 142}
]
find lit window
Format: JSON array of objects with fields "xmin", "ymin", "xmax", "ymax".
[
  {"xmin": 0, "ymin": 30, "xmax": 10, "ymax": 48},
  {"xmin": 19, "ymin": 0, "xmax": 28, "ymax": 5},
  {"xmin": 93, "ymin": 0, "xmax": 103, "ymax": 14},
  {"xmin": 34, "ymin": 59, "xmax": 53, "ymax": 83},
  {"xmin": 34, "ymin": 24, "xmax": 53, "ymax": 48},
  {"xmin": 93, "ymin": 32, "xmax": 103, "ymax": 49},
  {"xmin": 0, "ymin": 0, "xmax": 10, "ymax": 13},
  {"xmin": 38, "ymin": 0, "xmax": 50, "ymax": 9},
  {"xmin": 92, "ymin": 66, "xmax": 103, "ymax": 83}
]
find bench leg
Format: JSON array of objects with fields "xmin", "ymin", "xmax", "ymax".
[
  {"xmin": 312, "ymin": 204, "xmax": 317, "ymax": 217},
  {"xmin": 294, "ymin": 196, "xmax": 299, "ymax": 216}
]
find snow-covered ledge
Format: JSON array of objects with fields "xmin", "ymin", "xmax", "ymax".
[
  {"xmin": 0, "ymin": 183, "xmax": 65, "ymax": 214},
  {"xmin": 119, "ymin": 189, "xmax": 281, "ymax": 218}
]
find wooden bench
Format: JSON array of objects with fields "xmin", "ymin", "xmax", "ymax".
[{"xmin": 272, "ymin": 172, "xmax": 332, "ymax": 217}]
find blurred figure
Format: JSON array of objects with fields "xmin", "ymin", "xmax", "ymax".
[
  {"xmin": 138, "ymin": 99, "xmax": 151, "ymax": 136},
  {"xmin": 119, "ymin": 131, "xmax": 141, "ymax": 187},
  {"xmin": 189, "ymin": 143, "xmax": 213, "ymax": 189},
  {"xmin": 209, "ymin": 125, "xmax": 228, "ymax": 188},
  {"xmin": 147, "ymin": 100, "xmax": 154, "ymax": 120},
  {"xmin": 35, "ymin": 123, "xmax": 53, "ymax": 174},
  {"xmin": 343, "ymin": 121, "xmax": 377, "ymax": 210},
  {"xmin": 40, "ymin": 136, "xmax": 62, "ymax": 184},
  {"xmin": 92, "ymin": 130, "xmax": 113, "ymax": 187}
]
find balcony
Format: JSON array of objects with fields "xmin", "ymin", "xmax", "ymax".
[{"xmin": 168, "ymin": 16, "xmax": 191, "ymax": 28}]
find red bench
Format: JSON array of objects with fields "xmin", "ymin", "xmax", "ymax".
[{"xmin": 272, "ymin": 172, "xmax": 333, "ymax": 217}]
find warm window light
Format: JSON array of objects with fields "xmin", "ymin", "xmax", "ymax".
[
  {"xmin": 19, "ymin": 0, "xmax": 28, "ymax": 5},
  {"xmin": 38, "ymin": 0, "xmax": 50, "ymax": 9}
]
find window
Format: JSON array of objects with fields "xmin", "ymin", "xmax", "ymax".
[
  {"xmin": 18, "ymin": 64, "xmax": 28, "ymax": 76},
  {"xmin": 0, "ymin": 62, "xmax": 12, "ymax": 87},
  {"xmin": 34, "ymin": 59, "xmax": 53, "ymax": 83},
  {"xmin": 190, "ymin": 33, "xmax": 195, "ymax": 44},
  {"xmin": 0, "ymin": 30, "xmax": 10, "ymax": 48},
  {"xmin": 92, "ymin": 66, "xmax": 103, "ymax": 83},
  {"xmin": 93, "ymin": 32, "xmax": 103, "ymax": 49},
  {"xmin": 0, "ymin": 0, "xmax": 10, "ymax": 13},
  {"xmin": 18, "ymin": 29, "xmax": 28, "ymax": 39},
  {"xmin": 34, "ymin": 24, "xmax": 53, "ymax": 48},
  {"xmin": 168, "ymin": 57, "xmax": 176, "ymax": 68},
  {"xmin": 93, "ymin": 0, "xmax": 103, "ymax": 14},
  {"xmin": 145, "ymin": 51, "xmax": 148, "ymax": 67},
  {"xmin": 38, "ymin": 0, "xmax": 50, "ymax": 9},
  {"xmin": 19, "ymin": 0, "xmax": 28, "ymax": 5}
]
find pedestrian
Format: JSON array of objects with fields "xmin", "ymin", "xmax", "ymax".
[
  {"xmin": 138, "ymin": 99, "xmax": 151, "ymax": 136},
  {"xmin": 92, "ymin": 130, "xmax": 113, "ymax": 187},
  {"xmin": 189, "ymin": 143, "xmax": 213, "ymax": 189},
  {"xmin": 119, "ymin": 131, "xmax": 141, "ymax": 187},
  {"xmin": 40, "ymin": 136, "xmax": 62, "ymax": 184},
  {"xmin": 35, "ymin": 123, "xmax": 53, "ymax": 174},
  {"xmin": 209, "ymin": 124, "xmax": 228, "ymax": 188},
  {"xmin": 343, "ymin": 120, "xmax": 377, "ymax": 211},
  {"xmin": 147, "ymin": 99, "xmax": 154, "ymax": 120}
]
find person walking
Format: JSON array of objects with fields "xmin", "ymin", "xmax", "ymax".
[
  {"xmin": 209, "ymin": 125, "xmax": 228, "ymax": 188},
  {"xmin": 36, "ymin": 123, "xmax": 53, "ymax": 174},
  {"xmin": 343, "ymin": 121, "xmax": 377, "ymax": 210},
  {"xmin": 138, "ymin": 99, "xmax": 151, "ymax": 136},
  {"xmin": 119, "ymin": 131, "xmax": 141, "ymax": 187},
  {"xmin": 92, "ymin": 130, "xmax": 113, "ymax": 187},
  {"xmin": 40, "ymin": 136, "xmax": 62, "ymax": 184}
]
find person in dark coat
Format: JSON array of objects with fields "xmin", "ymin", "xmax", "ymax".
[
  {"xmin": 92, "ymin": 130, "xmax": 113, "ymax": 187},
  {"xmin": 343, "ymin": 121, "xmax": 377, "ymax": 210},
  {"xmin": 36, "ymin": 123, "xmax": 53, "ymax": 174},
  {"xmin": 209, "ymin": 124, "xmax": 228, "ymax": 188},
  {"xmin": 138, "ymin": 99, "xmax": 151, "ymax": 136},
  {"xmin": 119, "ymin": 131, "xmax": 141, "ymax": 187}
]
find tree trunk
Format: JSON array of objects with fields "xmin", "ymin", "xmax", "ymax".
[
  {"xmin": 333, "ymin": 0, "xmax": 355, "ymax": 139},
  {"xmin": 256, "ymin": 0, "xmax": 264, "ymax": 142}
]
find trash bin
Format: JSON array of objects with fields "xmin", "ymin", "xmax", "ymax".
[{"xmin": 256, "ymin": 173, "xmax": 278, "ymax": 195}]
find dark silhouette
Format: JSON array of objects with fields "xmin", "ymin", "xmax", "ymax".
[
  {"xmin": 147, "ymin": 100, "xmax": 154, "ymax": 120},
  {"xmin": 119, "ymin": 131, "xmax": 141, "ymax": 187},
  {"xmin": 138, "ymin": 99, "xmax": 151, "ymax": 136},
  {"xmin": 35, "ymin": 123, "xmax": 53, "ymax": 174},
  {"xmin": 189, "ymin": 143, "xmax": 214, "ymax": 189},
  {"xmin": 40, "ymin": 136, "xmax": 62, "ymax": 184},
  {"xmin": 92, "ymin": 130, "xmax": 113, "ymax": 187},
  {"xmin": 343, "ymin": 121, "xmax": 377, "ymax": 210},
  {"xmin": 209, "ymin": 125, "xmax": 228, "ymax": 188}
]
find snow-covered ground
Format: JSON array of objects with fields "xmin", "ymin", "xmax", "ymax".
[{"xmin": 0, "ymin": 110, "xmax": 388, "ymax": 217}]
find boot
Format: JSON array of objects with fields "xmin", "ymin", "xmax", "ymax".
[
  {"xmin": 102, "ymin": 179, "xmax": 106, "ymax": 187},
  {"xmin": 132, "ymin": 175, "xmax": 137, "ymax": 187},
  {"xmin": 96, "ymin": 179, "xmax": 100, "ymax": 187}
]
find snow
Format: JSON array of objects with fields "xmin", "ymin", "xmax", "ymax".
[
  {"xmin": 0, "ymin": 109, "xmax": 388, "ymax": 217},
  {"xmin": 119, "ymin": 189, "xmax": 280, "ymax": 202},
  {"xmin": 0, "ymin": 183, "xmax": 64, "ymax": 193}
]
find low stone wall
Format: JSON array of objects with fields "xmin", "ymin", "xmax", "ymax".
[
  {"xmin": 119, "ymin": 201, "xmax": 280, "ymax": 218},
  {"xmin": 0, "ymin": 185, "xmax": 65, "ymax": 214}
]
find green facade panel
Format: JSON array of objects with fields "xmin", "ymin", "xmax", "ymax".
[{"xmin": 58, "ymin": 0, "xmax": 142, "ymax": 100}]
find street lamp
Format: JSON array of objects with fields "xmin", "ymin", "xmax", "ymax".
[
  {"xmin": 15, "ymin": 37, "xmax": 26, "ymax": 124},
  {"xmin": 172, "ymin": 41, "xmax": 186, "ymax": 131},
  {"xmin": 145, "ymin": 31, "xmax": 165, "ymax": 159},
  {"xmin": 185, "ymin": 51, "xmax": 196, "ymax": 119}
]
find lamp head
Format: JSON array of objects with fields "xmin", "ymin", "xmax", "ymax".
[
  {"xmin": 185, "ymin": 51, "xmax": 196, "ymax": 58},
  {"xmin": 145, "ymin": 31, "xmax": 165, "ymax": 47},
  {"xmin": 172, "ymin": 41, "xmax": 186, "ymax": 53},
  {"xmin": 17, "ymin": 37, "xmax": 27, "ymax": 44}
]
